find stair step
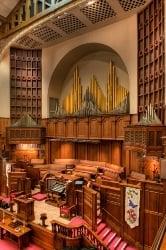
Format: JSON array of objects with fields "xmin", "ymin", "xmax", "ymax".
[
  {"xmin": 98, "ymin": 227, "xmax": 111, "ymax": 240},
  {"xmin": 116, "ymin": 241, "xmax": 127, "ymax": 250},
  {"xmin": 97, "ymin": 223, "xmax": 106, "ymax": 234},
  {"xmin": 104, "ymin": 232, "xmax": 117, "ymax": 246},
  {"xmin": 108, "ymin": 236, "xmax": 122, "ymax": 249}
]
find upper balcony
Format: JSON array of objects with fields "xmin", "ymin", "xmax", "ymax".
[{"xmin": 0, "ymin": 0, "xmax": 75, "ymax": 38}]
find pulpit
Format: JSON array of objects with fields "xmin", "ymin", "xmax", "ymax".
[{"xmin": 14, "ymin": 196, "xmax": 35, "ymax": 222}]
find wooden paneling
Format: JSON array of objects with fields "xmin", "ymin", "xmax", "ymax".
[
  {"xmin": 83, "ymin": 186, "xmax": 97, "ymax": 231},
  {"xmin": 50, "ymin": 141, "xmax": 61, "ymax": 163},
  {"xmin": 100, "ymin": 179, "xmax": 165, "ymax": 249},
  {"xmin": 101, "ymin": 116, "xmax": 115, "ymax": 139},
  {"xmin": 89, "ymin": 117, "xmax": 101, "ymax": 139},
  {"xmin": 6, "ymin": 127, "xmax": 46, "ymax": 144},
  {"xmin": 115, "ymin": 115, "xmax": 131, "ymax": 139},
  {"xmin": 99, "ymin": 142, "xmax": 110, "ymax": 162},
  {"xmin": 10, "ymin": 48, "xmax": 42, "ymax": 125},
  {"xmin": 111, "ymin": 141, "xmax": 122, "ymax": 165},
  {"xmin": 87, "ymin": 143, "xmax": 100, "ymax": 161},
  {"xmin": 144, "ymin": 182, "xmax": 165, "ymax": 247},
  {"xmin": 77, "ymin": 118, "xmax": 89, "ymax": 138},
  {"xmin": 49, "ymin": 141, "xmax": 122, "ymax": 164},
  {"xmin": 47, "ymin": 120, "xmax": 55, "ymax": 137},
  {"xmin": 30, "ymin": 223, "xmax": 55, "ymax": 250},
  {"xmin": 55, "ymin": 119, "xmax": 66, "ymax": 137},
  {"xmin": 101, "ymin": 183, "xmax": 122, "ymax": 234},
  {"xmin": 60, "ymin": 142, "xmax": 75, "ymax": 159},
  {"xmin": 66, "ymin": 118, "xmax": 76, "ymax": 138},
  {"xmin": 76, "ymin": 143, "xmax": 87, "ymax": 160},
  {"xmin": 0, "ymin": 118, "xmax": 10, "ymax": 151}
]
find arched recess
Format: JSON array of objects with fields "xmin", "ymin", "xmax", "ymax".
[{"xmin": 48, "ymin": 43, "xmax": 129, "ymax": 117}]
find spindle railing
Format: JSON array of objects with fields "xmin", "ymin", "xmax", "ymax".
[{"xmin": 51, "ymin": 219, "xmax": 107, "ymax": 250}]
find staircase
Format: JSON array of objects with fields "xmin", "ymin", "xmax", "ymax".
[{"xmin": 96, "ymin": 218, "xmax": 137, "ymax": 250}]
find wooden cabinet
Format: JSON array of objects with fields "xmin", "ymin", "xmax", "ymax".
[
  {"xmin": 138, "ymin": 0, "xmax": 165, "ymax": 123},
  {"xmin": 10, "ymin": 48, "xmax": 42, "ymax": 125}
]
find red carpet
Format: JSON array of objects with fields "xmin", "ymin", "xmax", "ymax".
[
  {"xmin": 0, "ymin": 239, "xmax": 43, "ymax": 250},
  {"xmin": 96, "ymin": 219, "xmax": 138, "ymax": 250},
  {"xmin": 32, "ymin": 192, "xmax": 47, "ymax": 201},
  {"xmin": 68, "ymin": 216, "xmax": 85, "ymax": 227}
]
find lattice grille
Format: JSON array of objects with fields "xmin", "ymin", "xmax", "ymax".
[
  {"xmin": 16, "ymin": 35, "xmax": 42, "ymax": 48},
  {"xmin": 119, "ymin": 0, "xmax": 145, "ymax": 11},
  {"xmin": 53, "ymin": 14, "xmax": 86, "ymax": 34},
  {"xmin": 80, "ymin": 0, "xmax": 116, "ymax": 24},
  {"xmin": 32, "ymin": 25, "xmax": 62, "ymax": 42}
]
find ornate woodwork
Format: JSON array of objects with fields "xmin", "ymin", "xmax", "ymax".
[
  {"xmin": 124, "ymin": 125, "xmax": 166, "ymax": 175},
  {"xmin": 6, "ymin": 127, "xmax": 46, "ymax": 145},
  {"xmin": 10, "ymin": 48, "xmax": 42, "ymax": 125},
  {"xmin": 138, "ymin": 0, "xmax": 165, "ymax": 123}
]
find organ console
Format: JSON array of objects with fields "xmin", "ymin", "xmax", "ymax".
[{"xmin": 45, "ymin": 174, "xmax": 80, "ymax": 206}]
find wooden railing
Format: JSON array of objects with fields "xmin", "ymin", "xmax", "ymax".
[
  {"xmin": 0, "ymin": 0, "xmax": 75, "ymax": 37},
  {"xmin": 151, "ymin": 214, "xmax": 166, "ymax": 250},
  {"xmin": 51, "ymin": 220, "xmax": 107, "ymax": 250}
]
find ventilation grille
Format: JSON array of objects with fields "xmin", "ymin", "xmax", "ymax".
[
  {"xmin": 32, "ymin": 25, "xmax": 62, "ymax": 42},
  {"xmin": 119, "ymin": 0, "xmax": 146, "ymax": 11},
  {"xmin": 80, "ymin": 0, "xmax": 116, "ymax": 24},
  {"xmin": 53, "ymin": 13, "xmax": 86, "ymax": 34},
  {"xmin": 16, "ymin": 35, "xmax": 42, "ymax": 48}
]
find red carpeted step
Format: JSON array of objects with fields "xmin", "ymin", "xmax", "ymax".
[
  {"xmin": 103, "ymin": 231, "xmax": 117, "ymax": 246},
  {"xmin": 98, "ymin": 227, "xmax": 111, "ymax": 240},
  {"xmin": 96, "ymin": 222, "xmax": 106, "ymax": 234},
  {"xmin": 108, "ymin": 236, "xmax": 122, "ymax": 249},
  {"xmin": 116, "ymin": 241, "xmax": 127, "ymax": 250}
]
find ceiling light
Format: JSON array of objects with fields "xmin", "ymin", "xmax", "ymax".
[{"xmin": 87, "ymin": 0, "xmax": 96, "ymax": 5}]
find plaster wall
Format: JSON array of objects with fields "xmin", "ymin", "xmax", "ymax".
[
  {"xmin": 42, "ymin": 14, "xmax": 137, "ymax": 118},
  {"xmin": 0, "ymin": 50, "xmax": 10, "ymax": 117}
]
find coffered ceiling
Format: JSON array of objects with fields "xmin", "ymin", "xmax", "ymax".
[{"xmin": 0, "ymin": 0, "xmax": 152, "ymax": 52}]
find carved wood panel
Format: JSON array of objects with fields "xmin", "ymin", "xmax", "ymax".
[
  {"xmin": 55, "ymin": 119, "xmax": 66, "ymax": 137},
  {"xmin": 65, "ymin": 118, "xmax": 76, "ymax": 138},
  {"xmin": 76, "ymin": 118, "xmax": 89, "ymax": 138},
  {"xmin": 101, "ymin": 116, "xmax": 115, "ymax": 139},
  {"xmin": 89, "ymin": 117, "xmax": 101, "ymax": 139}
]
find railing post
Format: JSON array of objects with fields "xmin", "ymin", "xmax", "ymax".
[{"xmin": 25, "ymin": 0, "xmax": 31, "ymax": 21}]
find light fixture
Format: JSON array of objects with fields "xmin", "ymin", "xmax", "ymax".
[{"xmin": 87, "ymin": 0, "xmax": 96, "ymax": 6}]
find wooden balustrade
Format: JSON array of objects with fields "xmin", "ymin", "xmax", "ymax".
[
  {"xmin": 51, "ymin": 219, "xmax": 107, "ymax": 250},
  {"xmin": 0, "ymin": 0, "xmax": 74, "ymax": 37}
]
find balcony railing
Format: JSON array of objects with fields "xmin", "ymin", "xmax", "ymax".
[{"xmin": 0, "ymin": 0, "xmax": 74, "ymax": 37}]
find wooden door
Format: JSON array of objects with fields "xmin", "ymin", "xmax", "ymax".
[{"xmin": 83, "ymin": 186, "xmax": 97, "ymax": 231}]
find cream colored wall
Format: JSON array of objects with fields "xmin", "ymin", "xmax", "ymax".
[
  {"xmin": 0, "ymin": 50, "xmax": 10, "ymax": 117},
  {"xmin": 42, "ymin": 14, "xmax": 137, "ymax": 118}
]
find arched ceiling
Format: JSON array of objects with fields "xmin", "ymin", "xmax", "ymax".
[{"xmin": 0, "ymin": 0, "xmax": 152, "ymax": 55}]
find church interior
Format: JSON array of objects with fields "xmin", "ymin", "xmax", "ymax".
[{"xmin": 0, "ymin": 0, "xmax": 165, "ymax": 249}]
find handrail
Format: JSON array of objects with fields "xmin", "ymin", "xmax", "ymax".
[
  {"xmin": 0, "ymin": 0, "xmax": 75, "ymax": 38},
  {"xmin": 151, "ymin": 214, "xmax": 166, "ymax": 250},
  {"xmin": 51, "ymin": 219, "xmax": 107, "ymax": 250}
]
